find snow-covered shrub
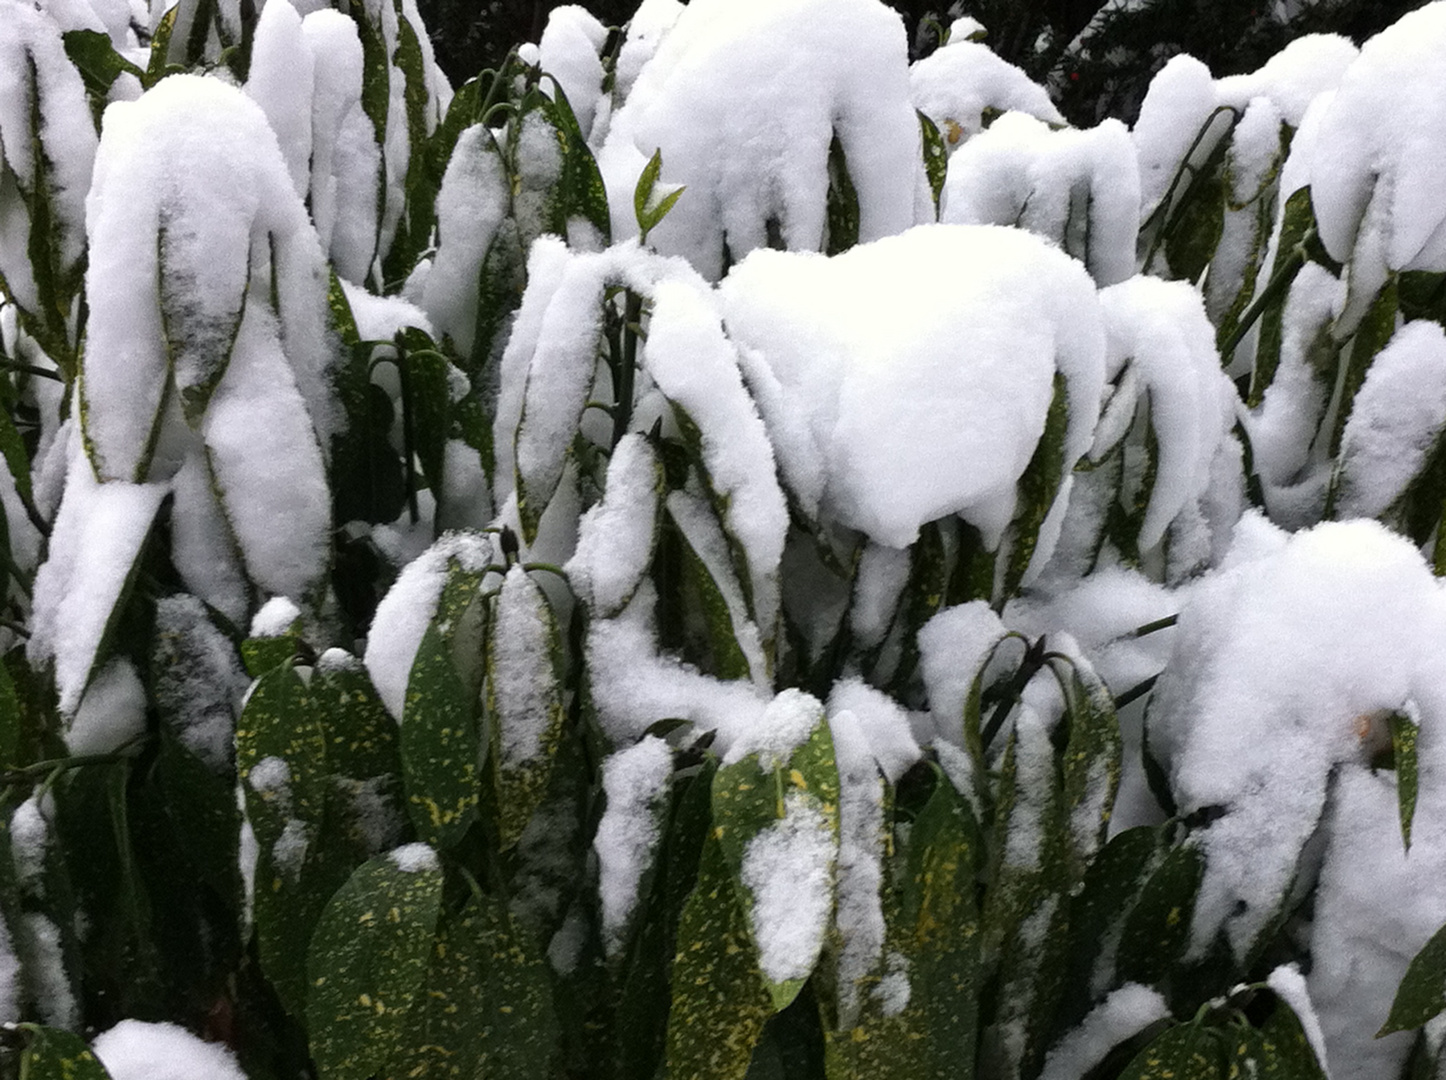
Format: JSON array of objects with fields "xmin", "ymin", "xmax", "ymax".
[{"xmin": 3, "ymin": 0, "xmax": 1446, "ymax": 1078}]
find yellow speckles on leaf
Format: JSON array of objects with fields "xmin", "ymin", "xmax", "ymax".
[
  {"xmin": 789, "ymin": 769, "xmax": 807, "ymax": 789},
  {"xmin": 944, "ymin": 118, "xmax": 964, "ymax": 144},
  {"xmin": 1166, "ymin": 906, "xmax": 1181, "ymax": 927},
  {"xmin": 359, "ymin": 911, "xmax": 375, "ymax": 925},
  {"xmin": 499, "ymin": 1004, "xmax": 514, "ymax": 1014},
  {"xmin": 389, "ymin": 906, "xmax": 402, "ymax": 923},
  {"xmin": 359, "ymin": 993, "xmax": 373, "ymax": 1008}
]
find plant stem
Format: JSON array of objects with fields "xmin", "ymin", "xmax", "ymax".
[
  {"xmin": 611, "ymin": 291, "xmax": 642, "ymax": 449},
  {"xmin": 1218, "ymin": 241, "xmax": 1308, "ymax": 363},
  {"xmin": 0, "ymin": 359, "xmax": 63, "ymax": 383}
]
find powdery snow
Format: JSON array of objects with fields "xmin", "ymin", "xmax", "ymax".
[
  {"xmin": 910, "ymin": 38, "xmax": 1063, "ymax": 155},
  {"xmin": 1334, "ymin": 320, "xmax": 1446, "ymax": 520},
  {"xmin": 566, "ymin": 432, "xmax": 660, "ymax": 617},
  {"xmin": 1037, "ymin": 984, "xmax": 1169, "ymax": 1080},
  {"xmin": 389, "ymin": 842, "xmax": 440, "ymax": 874},
  {"xmin": 739, "ymin": 789, "xmax": 837, "ymax": 986},
  {"xmin": 941, "ymin": 113, "xmax": 1139, "ymax": 286},
  {"xmin": 596, "ymin": 0, "xmax": 919, "ymax": 280},
  {"xmin": 593, "ymin": 735, "xmax": 673, "ymax": 953},
  {"xmin": 491, "ymin": 566, "xmax": 559, "ymax": 766},
  {"xmin": 721, "ymin": 224, "xmax": 1104, "ymax": 551},
  {"xmin": 363, "ymin": 530, "xmax": 495, "ymax": 721},
  {"xmin": 1147, "ymin": 516, "xmax": 1446, "ymax": 963},
  {"xmin": 92, "ymin": 1021, "xmax": 247, "ymax": 1080}
]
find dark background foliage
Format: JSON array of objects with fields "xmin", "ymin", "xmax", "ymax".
[{"xmin": 415, "ymin": 0, "xmax": 1429, "ymax": 127}]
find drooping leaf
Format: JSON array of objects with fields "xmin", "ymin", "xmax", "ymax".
[
  {"xmin": 667, "ymin": 834, "xmax": 774, "ymax": 1080},
  {"xmin": 1114, "ymin": 841, "xmax": 1204, "ymax": 993},
  {"xmin": 712, "ymin": 712, "xmax": 840, "ymax": 1011},
  {"xmin": 1382, "ymin": 918, "xmax": 1446, "ymax": 1036},
  {"xmin": 919, "ymin": 111, "xmax": 948, "ymax": 215},
  {"xmin": 1057, "ymin": 655, "xmax": 1123, "ymax": 881},
  {"xmin": 1117, "ymin": 1022, "xmax": 1228, "ymax": 1080},
  {"xmin": 825, "ymin": 133, "xmax": 859, "ymax": 257},
  {"xmin": 1329, "ymin": 273, "xmax": 1400, "ymax": 457},
  {"xmin": 1002, "ymin": 372, "xmax": 1069, "ymax": 601},
  {"xmin": 306, "ymin": 847, "xmax": 444, "ymax": 1080},
  {"xmin": 1248, "ymin": 186, "xmax": 1319, "ymax": 406}
]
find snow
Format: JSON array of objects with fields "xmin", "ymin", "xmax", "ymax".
[
  {"xmin": 0, "ymin": 0, "xmax": 97, "ymax": 316},
  {"xmin": 848, "ymin": 542, "xmax": 910, "ymax": 649},
  {"xmin": 388, "ymin": 842, "xmax": 439, "ymax": 874},
  {"xmin": 721, "ymin": 224, "xmax": 1104, "ymax": 551},
  {"xmin": 941, "ymin": 113, "xmax": 1139, "ymax": 286},
  {"xmin": 827, "ymin": 706, "xmax": 887, "ymax": 1027},
  {"xmin": 10, "ymin": 794, "xmax": 51, "ymax": 895},
  {"xmin": 419, "ymin": 123, "xmax": 509, "ymax": 356},
  {"xmin": 251, "ymin": 596, "xmax": 302, "ymax": 638},
  {"xmin": 92, "ymin": 1020, "xmax": 247, "ymax": 1080},
  {"xmin": 245, "ymin": 0, "xmax": 315, "ymax": 200},
  {"xmin": 1266, "ymin": 964, "xmax": 1329, "ymax": 1074},
  {"xmin": 1037, "ymin": 984, "xmax": 1168, "ymax": 1080},
  {"xmin": 1146, "ymin": 516, "xmax": 1445, "ymax": 963},
  {"xmin": 491, "ymin": 566, "xmax": 558, "ymax": 766},
  {"xmin": 594, "ymin": 735, "xmax": 673, "ymax": 954},
  {"xmin": 1334, "ymin": 321, "xmax": 1446, "ymax": 520},
  {"xmin": 612, "ymin": 0, "xmax": 683, "ymax": 109},
  {"xmin": 826, "ymin": 678, "xmax": 920, "ymax": 783},
  {"xmin": 17, "ymin": 912, "xmax": 74, "ymax": 1029},
  {"xmin": 339, "ymin": 277, "xmax": 434, "ymax": 342},
  {"xmin": 364, "ymin": 530, "xmax": 494, "ymax": 721},
  {"xmin": 596, "ymin": 0, "xmax": 920, "ymax": 280},
  {"xmin": 739, "ymin": 789, "xmax": 836, "ymax": 986},
  {"xmin": 28, "ymin": 432, "xmax": 167, "ymax": 717},
  {"xmin": 155, "ymin": 595, "xmax": 246, "ymax": 771},
  {"xmin": 1096, "ymin": 276, "xmax": 1239, "ymax": 554},
  {"xmin": 566, "ymin": 433, "xmax": 660, "ymax": 617},
  {"xmin": 644, "ymin": 277, "xmax": 789, "ymax": 633},
  {"xmin": 723, "ymin": 686, "xmax": 825, "ymax": 770},
  {"xmin": 1305, "ymin": 4, "xmax": 1446, "ymax": 275},
  {"xmin": 585, "ymin": 581, "xmax": 771, "ymax": 750},
  {"xmin": 910, "ymin": 39, "xmax": 1063, "ymax": 155},
  {"xmin": 538, "ymin": 6, "xmax": 609, "ymax": 143},
  {"xmin": 918, "ymin": 601, "xmax": 1010, "ymax": 748}
]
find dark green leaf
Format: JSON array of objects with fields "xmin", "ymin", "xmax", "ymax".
[
  {"xmin": 401, "ymin": 623, "xmax": 480, "ymax": 849},
  {"xmin": 1115, "ymin": 842, "xmax": 1204, "ymax": 991},
  {"xmin": 236, "ymin": 661, "xmax": 342, "ymax": 1018},
  {"xmin": 144, "ymin": 5, "xmax": 177, "ymax": 87},
  {"xmin": 1058, "ymin": 655, "xmax": 1123, "ymax": 881},
  {"xmin": 667, "ymin": 834, "xmax": 774, "ymax": 1080},
  {"xmin": 1003, "ymin": 372, "xmax": 1069, "ymax": 601},
  {"xmin": 1382, "ymin": 918, "xmax": 1446, "ymax": 1035},
  {"xmin": 919, "ymin": 111, "xmax": 948, "ymax": 215},
  {"xmin": 62, "ymin": 30, "xmax": 143, "ymax": 123},
  {"xmin": 21, "ymin": 1025, "xmax": 112, "ymax": 1080},
  {"xmin": 1392, "ymin": 710, "xmax": 1420, "ymax": 851},
  {"xmin": 400, "ymin": 336, "xmax": 451, "ymax": 499},
  {"xmin": 1249, "ymin": 186, "xmax": 1320, "ymax": 406},
  {"xmin": 1117, "ymin": 1023, "xmax": 1228, "ymax": 1079},
  {"xmin": 825, "ymin": 133, "xmax": 858, "ymax": 256},
  {"xmin": 306, "ymin": 847, "xmax": 444, "ymax": 1080}
]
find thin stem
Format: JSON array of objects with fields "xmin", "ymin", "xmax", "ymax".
[
  {"xmin": 0, "ymin": 359, "xmax": 63, "ymax": 383},
  {"xmin": 1141, "ymin": 105, "xmax": 1240, "ymax": 274},
  {"xmin": 1113, "ymin": 673, "xmax": 1159, "ymax": 711},
  {"xmin": 1130, "ymin": 614, "xmax": 1178, "ymax": 639},
  {"xmin": 520, "ymin": 562, "xmax": 572, "ymax": 587},
  {"xmin": 1218, "ymin": 240, "xmax": 1309, "ymax": 363},
  {"xmin": 611, "ymin": 291, "xmax": 642, "ymax": 449},
  {"xmin": 0, "ymin": 735, "xmax": 150, "ymax": 787}
]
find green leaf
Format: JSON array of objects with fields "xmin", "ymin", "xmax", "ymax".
[
  {"xmin": 62, "ymin": 29, "xmax": 142, "ymax": 127},
  {"xmin": 306, "ymin": 847, "xmax": 445, "ymax": 1080},
  {"xmin": 0, "ymin": 658, "xmax": 21, "ymax": 769},
  {"xmin": 1002, "ymin": 372, "xmax": 1069, "ymax": 601},
  {"xmin": 236, "ymin": 661, "xmax": 343, "ymax": 1018},
  {"xmin": 20, "ymin": 1025, "xmax": 112, "ymax": 1080},
  {"xmin": 541, "ymin": 80, "xmax": 612, "ymax": 244},
  {"xmin": 1246, "ymin": 990, "xmax": 1328, "ymax": 1078},
  {"xmin": 826, "ymin": 763, "xmax": 982, "ymax": 1080},
  {"xmin": 664, "ymin": 491, "xmax": 753, "ymax": 682},
  {"xmin": 615, "ymin": 755, "xmax": 717, "ymax": 1080},
  {"xmin": 712, "ymin": 708, "xmax": 840, "ymax": 1011},
  {"xmin": 398, "ymin": 331, "xmax": 451, "ymax": 499},
  {"xmin": 1055, "ymin": 826, "xmax": 1160, "ymax": 1034},
  {"xmin": 0, "ymin": 407, "xmax": 35, "ymax": 509},
  {"xmin": 241, "ymin": 634, "xmax": 300, "ymax": 679},
  {"xmin": 313, "ymin": 653, "xmax": 405, "ymax": 860},
  {"xmin": 1392, "ymin": 710, "xmax": 1420, "ymax": 851},
  {"xmin": 160, "ymin": 221, "xmax": 250, "ymax": 426},
  {"xmin": 485, "ymin": 566, "xmax": 566, "ymax": 849},
  {"xmin": 667, "ymin": 834, "xmax": 775, "ymax": 1080},
  {"xmin": 1115, "ymin": 841, "xmax": 1204, "ymax": 991},
  {"xmin": 1117, "ymin": 1023, "xmax": 1228, "ymax": 1079},
  {"xmin": 401, "ymin": 622, "xmax": 480, "ymax": 850},
  {"xmin": 144, "ymin": 5, "xmax": 177, "ymax": 87},
  {"xmin": 1249, "ymin": 187, "xmax": 1320, "ymax": 407},
  {"xmin": 982, "ymin": 716, "xmax": 1072, "ymax": 1079},
  {"xmin": 396, "ymin": 891, "xmax": 560, "ymax": 1079},
  {"xmin": 1329, "ymin": 273, "xmax": 1400, "ymax": 458},
  {"xmin": 154, "ymin": 725, "xmax": 241, "ymax": 904},
  {"xmin": 1164, "ymin": 150, "xmax": 1226, "ymax": 284},
  {"xmin": 1382, "ymin": 918, "xmax": 1446, "ymax": 1035},
  {"xmin": 634, "ymin": 148, "xmax": 684, "ymax": 242},
  {"xmin": 825, "ymin": 133, "xmax": 859, "ymax": 256},
  {"xmin": 919, "ymin": 111, "xmax": 948, "ymax": 215},
  {"xmin": 1057, "ymin": 655, "xmax": 1123, "ymax": 880}
]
